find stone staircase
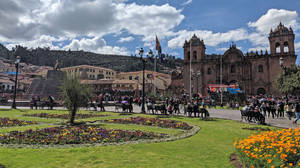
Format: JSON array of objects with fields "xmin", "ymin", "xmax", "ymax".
[{"xmin": 26, "ymin": 70, "xmax": 65, "ymax": 99}]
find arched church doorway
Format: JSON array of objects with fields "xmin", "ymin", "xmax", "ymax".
[{"xmin": 257, "ymin": 88, "xmax": 266, "ymax": 95}]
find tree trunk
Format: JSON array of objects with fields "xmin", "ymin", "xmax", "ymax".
[{"xmin": 69, "ymin": 107, "xmax": 77, "ymax": 125}]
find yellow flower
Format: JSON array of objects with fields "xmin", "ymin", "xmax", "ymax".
[{"xmin": 267, "ymin": 159, "xmax": 272, "ymax": 164}]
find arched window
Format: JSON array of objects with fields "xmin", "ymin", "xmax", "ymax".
[
  {"xmin": 193, "ymin": 51, "xmax": 197, "ymax": 60},
  {"xmin": 258, "ymin": 65, "xmax": 263, "ymax": 73},
  {"xmin": 207, "ymin": 68, "xmax": 212, "ymax": 75},
  {"xmin": 275, "ymin": 42, "xmax": 280, "ymax": 53},
  {"xmin": 284, "ymin": 42, "xmax": 289, "ymax": 53},
  {"xmin": 187, "ymin": 51, "xmax": 190, "ymax": 60},
  {"xmin": 230, "ymin": 65, "xmax": 236, "ymax": 73}
]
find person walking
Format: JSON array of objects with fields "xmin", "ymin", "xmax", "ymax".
[{"xmin": 293, "ymin": 101, "xmax": 300, "ymax": 125}]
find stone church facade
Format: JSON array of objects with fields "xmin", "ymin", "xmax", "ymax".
[{"xmin": 183, "ymin": 23, "xmax": 297, "ymax": 96}]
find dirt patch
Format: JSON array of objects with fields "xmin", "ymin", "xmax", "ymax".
[
  {"xmin": 0, "ymin": 163, "xmax": 5, "ymax": 168},
  {"xmin": 230, "ymin": 153, "xmax": 245, "ymax": 168}
]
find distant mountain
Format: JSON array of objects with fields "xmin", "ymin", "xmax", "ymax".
[
  {"xmin": 0, "ymin": 43, "xmax": 11, "ymax": 59},
  {"xmin": 0, "ymin": 44, "xmax": 183, "ymax": 73}
]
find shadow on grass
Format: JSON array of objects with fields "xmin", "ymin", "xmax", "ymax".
[
  {"xmin": 200, "ymin": 117, "xmax": 218, "ymax": 121},
  {"xmin": 0, "ymin": 163, "xmax": 5, "ymax": 168},
  {"xmin": 241, "ymin": 127, "xmax": 271, "ymax": 131},
  {"xmin": 119, "ymin": 113, "xmax": 133, "ymax": 116}
]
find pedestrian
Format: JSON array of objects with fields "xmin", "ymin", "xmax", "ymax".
[{"xmin": 293, "ymin": 101, "xmax": 300, "ymax": 125}]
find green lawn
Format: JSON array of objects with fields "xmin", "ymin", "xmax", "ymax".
[{"xmin": 0, "ymin": 109, "xmax": 277, "ymax": 168}]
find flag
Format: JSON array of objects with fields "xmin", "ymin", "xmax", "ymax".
[
  {"xmin": 155, "ymin": 36, "xmax": 161, "ymax": 53},
  {"xmin": 156, "ymin": 35, "xmax": 162, "ymax": 62}
]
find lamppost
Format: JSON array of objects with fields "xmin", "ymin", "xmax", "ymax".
[
  {"xmin": 139, "ymin": 48, "xmax": 146, "ymax": 113},
  {"xmin": 11, "ymin": 56, "xmax": 21, "ymax": 109},
  {"xmin": 192, "ymin": 71, "xmax": 201, "ymax": 95},
  {"xmin": 147, "ymin": 50, "xmax": 155, "ymax": 95},
  {"xmin": 279, "ymin": 56, "xmax": 288, "ymax": 103}
]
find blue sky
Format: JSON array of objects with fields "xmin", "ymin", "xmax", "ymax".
[{"xmin": 0, "ymin": 0, "xmax": 299, "ymax": 64}]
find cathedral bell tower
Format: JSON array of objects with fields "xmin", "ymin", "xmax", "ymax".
[
  {"xmin": 268, "ymin": 22, "xmax": 295, "ymax": 55},
  {"xmin": 183, "ymin": 34, "xmax": 206, "ymax": 63}
]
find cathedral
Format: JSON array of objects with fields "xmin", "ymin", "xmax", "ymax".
[{"xmin": 183, "ymin": 23, "xmax": 297, "ymax": 96}]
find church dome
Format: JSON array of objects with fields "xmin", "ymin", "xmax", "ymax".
[{"xmin": 224, "ymin": 43, "xmax": 243, "ymax": 57}]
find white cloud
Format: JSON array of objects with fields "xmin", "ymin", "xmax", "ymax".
[
  {"xmin": 295, "ymin": 42, "xmax": 300, "ymax": 52},
  {"xmin": 115, "ymin": 3, "xmax": 184, "ymax": 42},
  {"xmin": 62, "ymin": 36, "xmax": 129, "ymax": 55},
  {"xmin": 247, "ymin": 9, "xmax": 300, "ymax": 50},
  {"xmin": 0, "ymin": 0, "xmax": 184, "ymax": 54},
  {"xmin": 118, "ymin": 36, "xmax": 134, "ymax": 43},
  {"xmin": 5, "ymin": 35, "xmax": 63, "ymax": 50},
  {"xmin": 168, "ymin": 28, "xmax": 248, "ymax": 48},
  {"xmin": 248, "ymin": 9, "xmax": 299, "ymax": 34},
  {"xmin": 182, "ymin": 0, "xmax": 192, "ymax": 6}
]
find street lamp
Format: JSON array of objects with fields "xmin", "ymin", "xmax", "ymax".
[
  {"xmin": 192, "ymin": 71, "xmax": 201, "ymax": 95},
  {"xmin": 147, "ymin": 50, "xmax": 156, "ymax": 95},
  {"xmin": 279, "ymin": 56, "xmax": 288, "ymax": 103},
  {"xmin": 11, "ymin": 56, "xmax": 21, "ymax": 109},
  {"xmin": 139, "ymin": 48, "xmax": 146, "ymax": 113}
]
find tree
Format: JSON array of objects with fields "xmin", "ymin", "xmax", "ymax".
[
  {"xmin": 61, "ymin": 75, "xmax": 92, "ymax": 125},
  {"xmin": 275, "ymin": 65, "xmax": 300, "ymax": 96}
]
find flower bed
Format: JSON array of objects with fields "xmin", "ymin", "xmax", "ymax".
[
  {"xmin": 104, "ymin": 117, "xmax": 193, "ymax": 130},
  {"xmin": 0, "ymin": 125, "xmax": 166, "ymax": 145},
  {"xmin": 234, "ymin": 127, "xmax": 300, "ymax": 168},
  {"xmin": 24, "ymin": 113, "xmax": 108, "ymax": 119},
  {"xmin": 0, "ymin": 117, "xmax": 37, "ymax": 127}
]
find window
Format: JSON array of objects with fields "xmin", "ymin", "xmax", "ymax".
[
  {"xmin": 187, "ymin": 51, "xmax": 190, "ymax": 60},
  {"xmin": 284, "ymin": 42, "xmax": 289, "ymax": 53},
  {"xmin": 207, "ymin": 68, "xmax": 212, "ymax": 75},
  {"xmin": 135, "ymin": 76, "xmax": 139, "ymax": 80},
  {"xmin": 275, "ymin": 42, "xmax": 280, "ymax": 53},
  {"xmin": 230, "ymin": 65, "xmax": 236, "ymax": 73},
  {"xmin": 258, "ymin": 65, "xmax": 263, "ymax": 73},
  {"xmin": 193, "ymin": 51, "xmax": 197, "ymax": 60},
  {"xmin": 129, "ymin": 76, "xmax": 132, "ymax": 80}
]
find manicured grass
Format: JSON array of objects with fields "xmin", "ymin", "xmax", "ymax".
[{"xmin": 0, "ymin": 108, "xmax": 277, "ymax": 168}]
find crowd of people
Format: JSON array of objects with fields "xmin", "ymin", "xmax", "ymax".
[{"xmin": 28, "ymin": 92, "xmax": 300, "ymax": 125}]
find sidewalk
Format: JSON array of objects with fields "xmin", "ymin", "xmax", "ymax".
[{"xmin": 1, "ymin": 105, "xmax": 298, "ymax": 128}]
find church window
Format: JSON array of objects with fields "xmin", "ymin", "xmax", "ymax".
[
  {"xmin": 193, "ymin": 51, "xmax": 197, "ymax": 60},
  {"xmin": 230, "ymin": 65, "xmax": 236, "ymax": 73},
  {"xmin": 207, "ymin": 68, "xmax": 212, "ymax": 75},
  {"xmin": 187, "ymin": 51, "xmax": 190, "ymax": 60},
  {"xmin": 258, "ymin": 65, "xmax": 263, "ymax": 73},
  {"xmin": 284, "ymin": 42, "xmax": 289, "ymax": 53},
  {"xmin": 275, "ymin": 43, "xmax": 280, "ymax": 53}
]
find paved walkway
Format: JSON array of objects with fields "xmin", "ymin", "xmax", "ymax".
[{"xmin": 1, "ymin": 105, "xmax": 299, "ymax": 129}]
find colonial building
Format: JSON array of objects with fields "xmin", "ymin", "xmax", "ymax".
[
  {"xmin": 61, "ymin": 65, "xmax": 116, "ymax": 80},
  {"xmin": 117, "ymin": 70, "xmax": 172, "ymax": 92},
  {"xmin": 183, "ymin": 23, "xmax": 297, "ymax": 96}
]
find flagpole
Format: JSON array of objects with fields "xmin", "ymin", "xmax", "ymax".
[
  {"xmin": 189, "ymin": 39, "xmax": 192, "ymax": 101},
  {"xmin": 154, "ymin": 50, "xmax": 157, "ymax": 96}
]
